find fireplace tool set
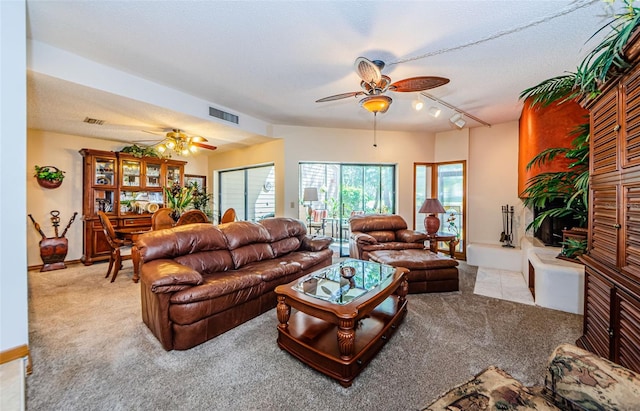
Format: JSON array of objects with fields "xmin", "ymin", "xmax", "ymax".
[{"xmin": 500, "ymin": 204, "xmax": 515, "ymax": 248}]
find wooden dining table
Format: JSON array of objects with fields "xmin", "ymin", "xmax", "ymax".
[{"xmin": 114, "ymin": 227, "xmax": 151, "ymax": 283}]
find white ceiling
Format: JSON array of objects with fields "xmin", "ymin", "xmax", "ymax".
[{"xmin": 25, "ymin": 0, "xmax": 620, "ymax": 153}]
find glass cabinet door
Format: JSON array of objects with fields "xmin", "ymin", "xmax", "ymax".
[
  {"xmin": 94, "ymin": 189, "xmax": 116, "ymax": 214},
  {"xmin": 121, "ymin": 159, "xmax": 141, "ymax": 187},
  {"xmin": 145, "ymin": 162, "xmax": 162, "ymax": 188},
  {"xmin": 166, "ymin": 165, "xmax": 181, "ymax": 187},
  {"xmin": 94, "ymin": 157, "xmax": 116, "ymax": 186}
]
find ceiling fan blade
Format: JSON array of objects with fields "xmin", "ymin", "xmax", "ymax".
[
  {"xmin": 190, "ymin": 135, "xmax": 208, "ymax": 143},
  {"xmin": 192, "ymin": 141, "xmax": 217, "ymax": 151},
  {"xmin": 355, "ymin": 57, "xmax": 381, "ymax": 84},
  {"xmin": 389, "ymin": 76, "xmax": 450, "ymax": 92},
  {"xmin": 316, "ymin": 91, "xmax": 363, "ymax": 102}
]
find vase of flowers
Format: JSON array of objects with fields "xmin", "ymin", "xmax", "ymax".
[
  {"xmin": 446, "ymin": 211, "xmax": 461, "ymax": 247},
  {"xmin": 164, "ymin": 183, "xmax": 194, "ymax": 221}
]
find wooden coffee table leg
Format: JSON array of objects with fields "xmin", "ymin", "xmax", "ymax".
[
  {"xmin": 337, "ymin": 319, "xmax": 356, "ymax": 360},
  {"xmin": 276, "ymin": 296, "xmax": 291, "ymax": 330},
  {"xmin": 397, "ymin": 277, "xmax": 408, "ymax": 305}
]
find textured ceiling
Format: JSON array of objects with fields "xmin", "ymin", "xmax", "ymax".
[{"xmin": 25, "ymin": 0, "xmax": 621, "ymax": 153}]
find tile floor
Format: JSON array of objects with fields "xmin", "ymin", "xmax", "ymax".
[{"xmin": 473, "ymin": 267, "xmax": 535, "ymax": 305}]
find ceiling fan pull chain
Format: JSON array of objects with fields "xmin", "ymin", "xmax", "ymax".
[{"xmin": 373, "ymin": 113, "xmax": 378, "ymax": 148}]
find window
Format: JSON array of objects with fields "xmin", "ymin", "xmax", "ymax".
[
  {"xmin": 414, "ymin": 161, "xmax": 466, "ymax": 257},
  {"xmin": 218, "ymin": 164, "xmax": 275, "ymax": 222}
]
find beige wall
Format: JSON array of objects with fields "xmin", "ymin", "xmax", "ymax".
[
  {"xmin": 26, "ymin": 120, "xmax": 521, "ymax": 267},
  {"xmin": 26, "ymin": 129, "xmax": 209, "ymax": 267},
  {"xmin": 468, "ymin": 121, "xmax": 524, "ymax": 246}
]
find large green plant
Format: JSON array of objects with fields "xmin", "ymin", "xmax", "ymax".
[{"xmin": 519, "ymin": 1, "xmax": 640, "ymax": 233}]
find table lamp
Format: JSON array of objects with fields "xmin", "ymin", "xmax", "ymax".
[
  {"xmin": 303, "ymin": 187, "xmax": 318, "ymax": 224},
  {"xmin": 419, "ymin": 198, "xmax": 445, "ymax": 235}
]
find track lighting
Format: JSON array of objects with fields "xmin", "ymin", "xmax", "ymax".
[
  {"xmin": 428, "ymin": 106, "xmax": 441, "ymax": 118},
  {"xmin": 450, "ymin": 113, "xmax": 466, "ymax": 129},
  {"xmin": 412, "ymin": 98, "xmax": 424, "ymax": 111}
]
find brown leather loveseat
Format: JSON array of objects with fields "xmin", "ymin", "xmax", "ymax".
[
  {"xmin": 136, "ymin": 217, "xmax": 333, "ymax": 350},
  {"xmin": 350, "ymin": 214, "xmax": 459, "ymax": 293},
  {"xmin": 349, "ymin": 214, "xmax": 428, "ymax": 260}
]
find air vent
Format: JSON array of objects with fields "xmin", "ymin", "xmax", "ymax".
[
  {"xmin": 83, "ymin": 117, "xmax": 105, "ymax": 125},
  {"xmin": 209, "ymin": 107, "xmax": 238, "ymax": 124}
]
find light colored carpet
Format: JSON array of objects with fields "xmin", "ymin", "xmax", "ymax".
[{"xmin": 26, "ymin": 260, "xmax": 582, "ymax": 410}]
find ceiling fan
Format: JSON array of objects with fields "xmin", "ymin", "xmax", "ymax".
[
  {"xmin": 136, "ymin": 129, "xmax": 217, "ymax": 156},
  {"xmin": 316, "ymin": 57, "xmax": 450, "ymax": 114}
]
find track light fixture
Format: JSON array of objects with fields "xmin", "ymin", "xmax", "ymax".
[
  {"xmin": 450, "ymin": 113, "xmax": 466, "ymax": 129},
  {"xmin": 428, "ymin": 106, "xmax": 441, "ymax": 118}
]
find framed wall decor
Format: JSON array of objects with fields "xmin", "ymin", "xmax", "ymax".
[{"xmin": 185, "ymin": 174, "xmax": 206, "ymax": 189}]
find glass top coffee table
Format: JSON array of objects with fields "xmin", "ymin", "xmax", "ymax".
[{"xmin": 275, "ymin": 258, "xmax": 408, "ymax": 387}]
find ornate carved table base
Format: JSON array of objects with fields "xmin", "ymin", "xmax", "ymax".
[{"xmin": 275, "ymin": 264, "xmax": 408, "ymax": 387}]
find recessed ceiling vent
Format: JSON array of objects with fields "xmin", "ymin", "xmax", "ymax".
[
  {"xmin": 83, "ymin": 117, "xmax": 105, "ymax": 125},
  {"xmin": 209, "ymin": 106, "xmax": 238, "ymax": 124}
]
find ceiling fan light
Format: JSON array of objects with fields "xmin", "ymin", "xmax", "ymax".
[
  {"xmin": 428, "ymin": 106, "xmax": 441, "ymax": 118},
  {"xmin": 166, "ymin": 140, "xmax": 176, "ymax": 149},
  {"xmin": 189, "ymin": 144, "xmax": 198, "ymax": 153},
  {"xmin": 360, "ymin": 95, "xmax": 392, "ymax": 114},
  {"xmin": 157, "ymin": 144, "xmax": 166, "ymax": 153},
  {"xmin": 181, "ymin": 148, "xmax": 190, "ymax": 156}
]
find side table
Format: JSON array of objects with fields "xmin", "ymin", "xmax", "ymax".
[{"xmin": 426, "ymin": 232, "xmax": 457, "ymax": 258}]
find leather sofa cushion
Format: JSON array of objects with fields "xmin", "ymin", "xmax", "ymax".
[
  {"xmin": 174, "ymin": 250, "xmax": 234, "ymax": 274},
  {"xmin": 142, "ymin": 259, "xmax": 204, "ymax": 294},
  {"xmin": 286, "ymin": 249, "xmax": 334, "ymax": 270},
  {"xmin": 259, "ymin": 217, "xmax": 306, "ymax": 241},
  {"xmin": 396, "ymin": 229, "xmax": 428, "ymax": 243},
  {"xmin": 170, "ymin": 270, "xmax": 263, "ymax": 304},
  {"xmin": 270, "ymin": 237, "xmax": 301, "ymax": 257},
  {"xmin": 366, "ymin": 231, "xmax": 396, "ymax": 243},
  {"xmin": 301, "ymin": 236, "xmax": 332, "ymax": 251},
  {"xmin": 220, "ymin": 221, "xmax": 271, "ymax": 250},
  {"xmin": 169, "ymin": 282, "xmax": 264, "ymax": 325},
  {"xmin": 368, "ymin": 249, "xmax": 458, "ymax": 270},
  {"xmin": 361, "ymin": 242, "xmax": 425, "ymax": 253},
  {"xmin": 242, "ymin": 259, "xmax": 302, "ymax": 282},
  {"xmin": 137, "ymin": 224, "xmax": 227, "ymax": 262},
  {"xmin": 349, "ymin": 214, "xmax": 408, "ymax": 232},
  {"xmin": 229, "ymin": 243, "xmax": 275, "ymax": 268}
]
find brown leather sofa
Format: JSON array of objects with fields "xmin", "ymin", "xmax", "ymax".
[
  {"xmin": 350, "ymin": 214, "xmax": 459, "ymax": 293},
  {"xmin": 136, "ymin": 217, "xmax": 333, "ymax": 350}
]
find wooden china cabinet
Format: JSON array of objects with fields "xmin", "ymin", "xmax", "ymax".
[
  {"xmin": 578, "ymin": 33, "xmax": 640, "ymax": 373},
  {"xmin": 79, "ymin": 149, "xmax": 186, "ymax": 265}
]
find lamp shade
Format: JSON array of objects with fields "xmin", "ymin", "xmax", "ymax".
[
  {"xmin": 303, "ymin": 187, "xmax": 318, "ymax": 202},
  {"xmin": 419, "ymin": 198, "xmax": 445, "ymax": 214}
]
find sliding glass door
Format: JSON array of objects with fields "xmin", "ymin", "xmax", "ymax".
[
  {"xmin": 415, "ymin": 161, "xmax": 466, "ymax": 258},
  {"xmin": 300, "ymin": 163, "xmax": 396, "ymax": 257},
  {"xmin": 218, "ymin": 164, "xmax": 275, "ymax": 222}
]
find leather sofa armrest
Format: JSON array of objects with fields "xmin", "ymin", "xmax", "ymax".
[
  {"xmin": 352, "ymin": 231, "xmax": 378, "ymax": 245},
  {"xmin": 396, "ymin": 229, "xmax": 428, "ymax": 243},
  {"xmin": 141, "ymin": 259, "xmax": 203, "ymax": 294},
  {"xmin": 301, "ymin": 235, "xmax": 332, "ymax": 251}
]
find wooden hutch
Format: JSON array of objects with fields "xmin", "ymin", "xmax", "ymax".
[
  {"xmin": 578, "ymin": 33, "xmax": 640, "ymax": 373},
  {"xmin": 79, "ymin": 149, "xmax": 186, "ymax": 265}
]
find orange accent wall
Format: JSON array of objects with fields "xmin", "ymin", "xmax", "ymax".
[{"xmin": 518, "ymin": 98, "xmax": 589, "ymax": 197}]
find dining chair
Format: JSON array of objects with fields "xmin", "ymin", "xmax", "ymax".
[
  {"xmin": 220, "ymin": 208, "xmax": 237, "ymax": 224},
  {"xmin": 97, "ymin": 211, "xmax": 132, "ymax": 282},
  {"xmin": 176, "ymin": 209, "xmax": 209, "ymax": 226},
  {"xmin": 151, "ymin": 207, "xmax": 175, "ymax": 231}
]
